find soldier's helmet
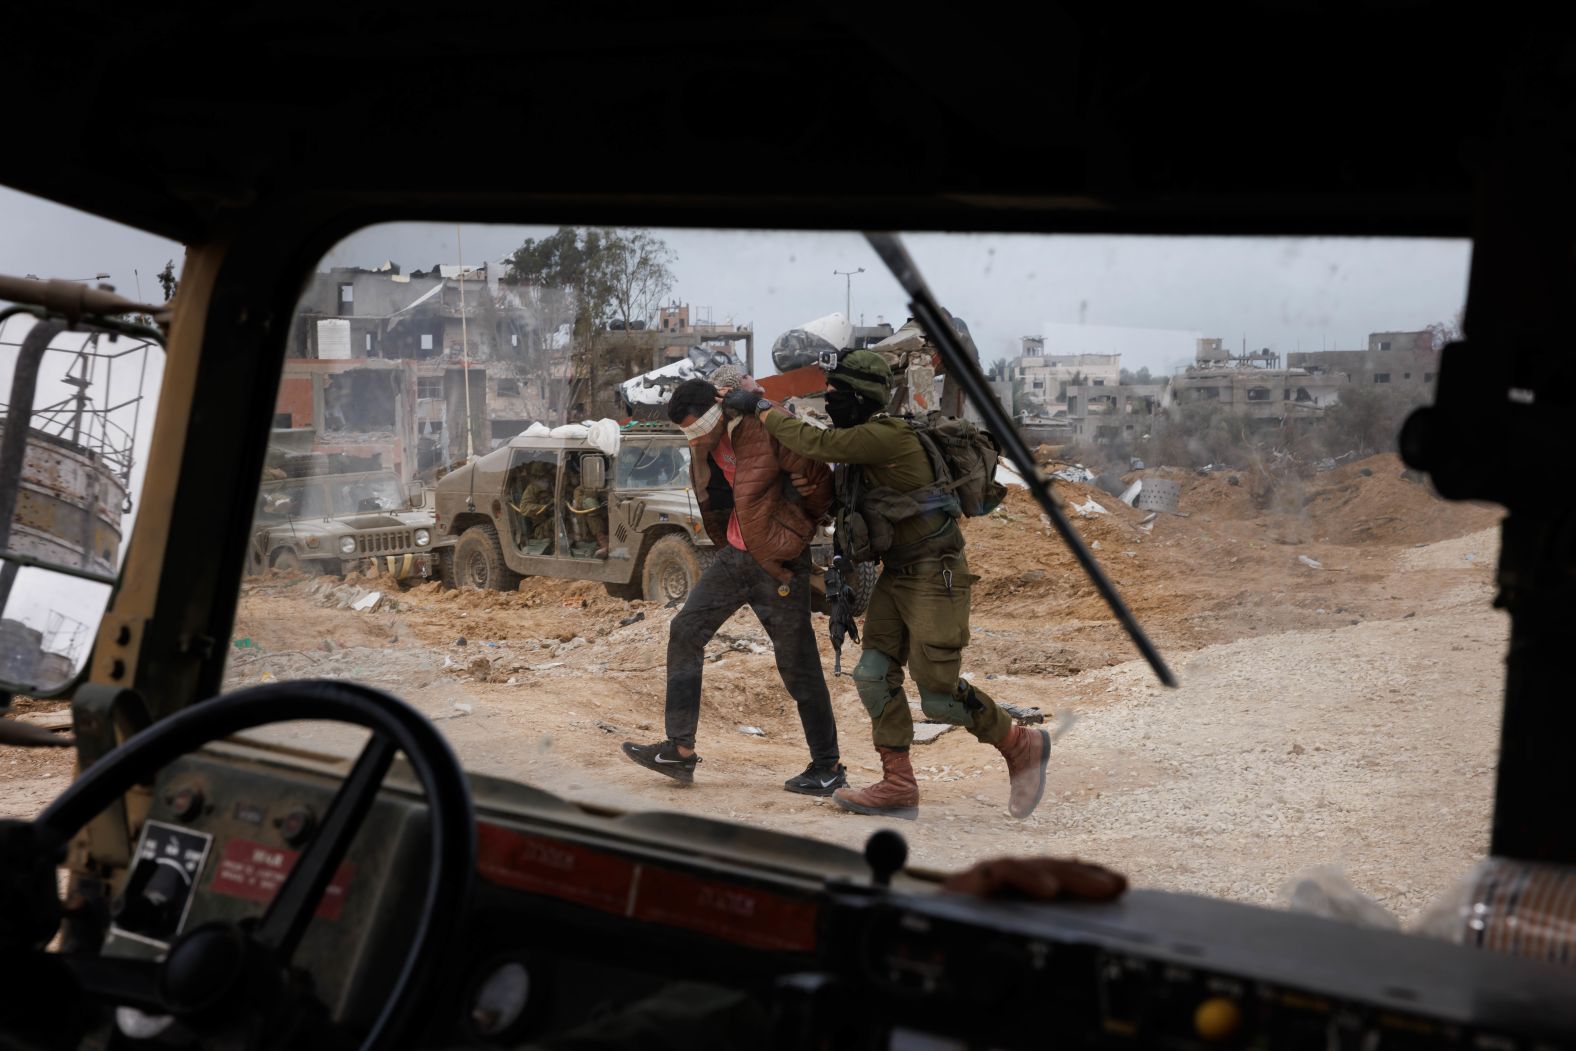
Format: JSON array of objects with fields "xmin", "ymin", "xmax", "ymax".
[{"xmin": 828, "ymin": 350, "xmax": 893, "ymax": 405}]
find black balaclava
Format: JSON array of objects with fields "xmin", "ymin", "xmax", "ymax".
[{"xmin": 826, "ymin": 381, "xmax": 881, "ymax": 429}]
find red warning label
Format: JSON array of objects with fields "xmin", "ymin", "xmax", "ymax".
[
  {"xmin": 475, "ymin": 822, "xmax": 818, "ymax": 952},
  {"xmin": 209, "ymin": 838, "xmax": 354, "ymax": 920},
  {"xmin": 477, "ymin": 823, "xmax": 636, "ymax": 915},
  {"xmin": 632, "ymin": 866, "xmax": 819, "ymax": 952}
]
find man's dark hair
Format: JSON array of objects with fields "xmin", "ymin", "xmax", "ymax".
[{"xmin": 667, "ymin": 378, "xmax": 718, "ymax": 424}]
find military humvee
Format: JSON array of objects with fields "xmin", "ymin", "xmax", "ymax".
[
  {"xmin": 433, "ymin": 422, "xmax": 876, "ymax": 609},
  {"xmin": 251, "ymin": 469, "xmax": 450, "ymax": 581}
]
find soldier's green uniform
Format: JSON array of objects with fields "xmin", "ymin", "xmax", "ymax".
[
  {"xmin": 510, "ymin": 463, "xmax": 556, "ymax": 553},
  {"xmin": 748, "ymin": 348, "xmax": 1049, "ymax": 821},
  {"xmin": 758, "ymin": 412, "xmax": 1011, "ymax": 749},
  {"xmin": 568, "ymin": 483, "xmax": 609, "ymax": 556}
]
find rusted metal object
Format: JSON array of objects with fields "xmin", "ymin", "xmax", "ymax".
[{"xmin": 0, "ymin": 319, "xmax": 67, "ymax": 610}]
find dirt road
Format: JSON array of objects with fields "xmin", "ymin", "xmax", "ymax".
[{"xmin": 2, "ymin": 455, "xmax": 1505, "ymax": 923}]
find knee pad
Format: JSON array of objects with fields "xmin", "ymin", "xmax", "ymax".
[
  {"xmin": 918, "ymin": 683, "xmax": 976, "ymax": 728},
  {"xmin": 852, "ymin": 650, "xmax": 897, "ymax": 719}
]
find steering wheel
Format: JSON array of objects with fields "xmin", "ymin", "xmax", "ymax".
[{"xmin": 0, "ymin": 680, "xmax": 475, "ymax": 1051}]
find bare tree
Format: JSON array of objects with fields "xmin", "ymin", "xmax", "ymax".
[
  {"xmin": 606, "ymin": 230, "xmax": 675, "ymax": 329},
  {"xmin": 1428, "ymin": 309, "xmax": 1465, "ymax": 351},
  {"xmin": 506, "ymin": 227, "xmax": 677, "ymax": 417}
]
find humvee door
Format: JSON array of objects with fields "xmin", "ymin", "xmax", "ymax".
[{"xmin": 503, "ymin": 448, "xmax": 560, "ymax": 557}]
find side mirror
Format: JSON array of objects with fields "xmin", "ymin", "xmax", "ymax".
[{"xmin": 581, "ymin": 454, "xmax": 606, "ymax": 490}]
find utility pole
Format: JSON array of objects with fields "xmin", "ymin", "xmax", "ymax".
[
  {"xmin": 458, "ymin": 225, "xmax": 474, "ymax": 460},
  {"xmin": 834, "ymin": 267, "xmax": 864, "ymax": 321}
]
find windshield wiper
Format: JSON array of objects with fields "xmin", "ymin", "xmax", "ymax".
[{"xmin": 866, "ymin": 232, "xmax": 1177, "ymax": 688}]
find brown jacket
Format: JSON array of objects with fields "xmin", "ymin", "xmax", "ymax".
[{"xmin": 688, "ymin": 412, "xmax": 833, "ymax": 582}]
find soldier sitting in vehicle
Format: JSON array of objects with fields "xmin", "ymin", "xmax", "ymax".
[
  {"xmin": 568, "ymin": 486, "xmax": 609, "ymax": 557},
  {"xmin": 562, "ymin": 459, "xmax": 609, "ymax": 558},
  {"xmin": 508, "ymin": 461, "xmax": 556, "ymax": 555}
]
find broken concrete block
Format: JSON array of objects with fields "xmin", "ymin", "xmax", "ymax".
[
  {"xmin": 1136, "ymin": 478, "xmax": 1182, "ymax": 513},
  {"xmin": 913, "ymin": 723, "xmax": 957, "ymax": 744},
  {"xmin": 998, "ymin": 702, "xmax": 1046, "ymax": 725}
]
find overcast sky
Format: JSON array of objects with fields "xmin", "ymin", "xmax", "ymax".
[
  {"xmin": 324, "ymin": 224, "xmax": 1472, "ymax": 376},
  {"xmin": 2, "ymin": 184, "xmax": 1472, "ymax": 376}
]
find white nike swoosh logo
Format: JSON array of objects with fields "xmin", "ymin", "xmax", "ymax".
[
  {"xmin": 655, "ymin": 755, "xmax": 684, "ymax": 764},
  {"xmin": 819, "ymin": 777, "xmax": 838, "ymax": 787}
]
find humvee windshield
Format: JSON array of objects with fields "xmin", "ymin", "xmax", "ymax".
[
  {"xmin": 259, "ymin": 480, "xmax": 326, "ymax": 519},
  {"xmin": 206, "ymin": 223, "xmax": 1489, "ymax": 931},
  {"xmin": 615, "ymin": 444, "xmax": 689, "ymax": 490},
  {"xmin": 329, "ymin": 475, "xmax": 405, "ymax": 515}
]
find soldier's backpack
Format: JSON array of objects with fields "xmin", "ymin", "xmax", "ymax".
[
  {"xmin": 906, "ymin": 411, "xmax": 1009, "ymax": 518},
  {"xmin": 833, "ymin": 413, "xmax": 1008, "ymax": 564}
]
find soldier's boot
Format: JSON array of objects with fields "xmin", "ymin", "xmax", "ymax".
[
  {"xmin": 832, "ymin": 747, "xmax": 918, "ymax": 821},
  {"xmin": 994, "ymin": 724, "xmax": 1051, "ymax": 819}
]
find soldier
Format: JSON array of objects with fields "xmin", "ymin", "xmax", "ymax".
[
  {"xmin": 568, "ymin": 475, "xmax": 610, "ymax": 557},
  {"xmin": 509, "ymin": 460, "xmax": 556, "ymax": 553},
  {"xmin": 723, "ymin": 351, "xmax": 1051, "ymax": 821}
]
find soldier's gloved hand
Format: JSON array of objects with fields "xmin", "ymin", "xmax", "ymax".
[
  {"xmin": 721, "ymin": 388, "xmax": 763, "ymax": 417},
  {"xmin": 940, "ymin": 857, "xmax": 1127, "ymax": 903}
]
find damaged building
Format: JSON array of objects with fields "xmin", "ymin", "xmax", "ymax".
[
  {"xmin": 1285, "ymin": 330, "xmax": 1439, "ymax": 389},
  {"xmin": 1064, "ymin": 380, "xmax": 1171, "ymax": 443},
  {"xmin": 1008, "ymin": 341, "xmax": 1122, "ymax": 415},
  {"xmin": 1161, "ymin": 338, "xmax": 1345, "ymax": 435},
  {"xmin": 279, "ymin": 263, "xmax": 572, "ymax": 480},
  {"xmin": 277, "ymin": 266, "xmax": 755, "ymax": 478}
]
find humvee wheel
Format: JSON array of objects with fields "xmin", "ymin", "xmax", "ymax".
[
  {"xmin": 271, "ymin": 548, "xmax": 320, "ymax": 576},
  {"xmin": 641, "ymin": 534, "xmax": 703, "ymax": 605},
  {"xmin": 436, "ymin": 546, "xmax": 458, "ymax": 588},
  {"xmin": 453, "ymin": 523, "xmax": 522, "ymax": 591}
]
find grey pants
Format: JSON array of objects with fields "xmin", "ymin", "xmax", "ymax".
[{"xmin": 665, "ymin": 545, "xmax": 840, "ymax": 765}]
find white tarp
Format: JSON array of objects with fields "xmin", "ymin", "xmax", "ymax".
[
  {"xmin": 618, "ymin": 349, "xmax": 744, "ymax": 407},
  {"xmin": 316, "ymin": 318, "xmax": 352, "ymax": 359},
  {"xmin": 619, "ymin": 357, "xmax": 703, "ymax": 406},
  {"xmin": 799, "ymin": 311, "xmax": 853, "ymax": 350},
  {"xmin": 585, "ymin": 419, "xmax": 621, "ymax": 457}
]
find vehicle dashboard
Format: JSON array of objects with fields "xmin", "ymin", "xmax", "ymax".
[{"xmin": 98, "ymin": 742, "xmax": 1576, "ymax": 1050}]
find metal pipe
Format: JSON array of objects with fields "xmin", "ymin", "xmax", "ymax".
[
  {"xmin": 0, "ymin": 319, "xmax": 68, "ymax": 610},
  {"xmin": 865, "ymin": 233, "xmax": 1177, "ymax": 688},
  {"xmin": 0, "ymin": 274, "xmax": 161, "ymax": 321}
]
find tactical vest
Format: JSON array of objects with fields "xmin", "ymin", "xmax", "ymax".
[{"xmin": 832, "ymin": 413, "xmax": 1007, "ymax": 567}]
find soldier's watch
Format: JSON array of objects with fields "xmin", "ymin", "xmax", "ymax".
[{"xmin": 754, "ymin": 398, "xmax": 772, "ymax": 414}]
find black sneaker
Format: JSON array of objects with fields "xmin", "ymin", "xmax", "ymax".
[
  {"xmin": 785, "ymin": 761, "xmax": 848, "ymax": 797},
  {"xmin": 621, "ymin": 740, "xmax": 698, "ymax": 785}
]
